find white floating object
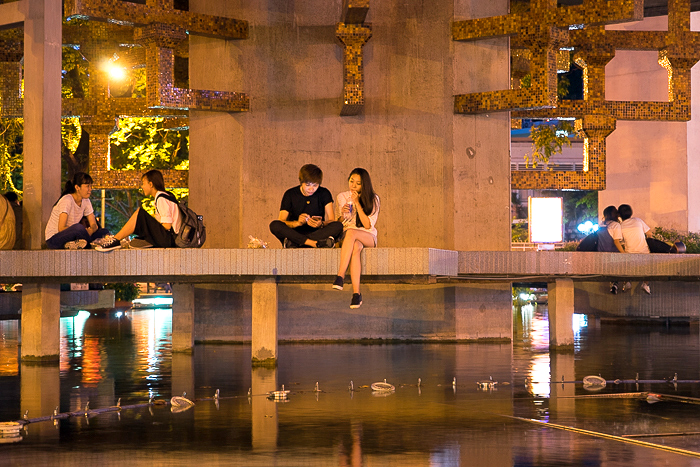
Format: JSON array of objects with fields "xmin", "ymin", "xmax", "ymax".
[
  {"xmin": 476, "ymin": 377, "xmax": 498, "ymax": 390},
  {"xmin": 583, "ymin": 375, "xmax": 607, "ymax": 391},
  {"xmin": 0, "ymin": 422, "xmax": 22, "ymax": 436},
  {"xmin": 170, "ymin": 395, "xmax": 195, "ymax": 413},
  {"xmin": 269, "ymin": 384, "xmax": 290, "ymax": 401},
  {"xmin": 371, "ymin": 379, "xmax": 395, "ymax": 392},
  {"xmin": 646, "ymin": 393, "xmax": 662, "ymax": 404}
]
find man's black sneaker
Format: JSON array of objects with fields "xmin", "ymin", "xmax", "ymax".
[
  {"xmin": 350, "ymin": 293, "xmax": 362, "ymax": 309},
  {"xmin": 610, "ymin": 282, "xmax": 618, "ymax": 295},
  {"xmin": 95, "ymin": 236, "xmax": 122, "ymax": 252},
  {"xmin": 332, "ymin": 276, "xmax": 344, "ymax": 290},
  {"xmin": 317, "ymin": 237, "xmax": 335, "ymax": 248}
]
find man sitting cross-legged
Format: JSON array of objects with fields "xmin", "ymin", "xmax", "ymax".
[{"xmin": 269, "ymin": 164, "xmax": 343, "ymax": 248}]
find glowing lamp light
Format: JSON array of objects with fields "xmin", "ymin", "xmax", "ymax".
[
  {"xmin": 103, "ymin": 62, "xmax": 127, "ymax": 81},
  {"xmin": 577, "ymin": 220, "xmax": 599, "ymax": 235},
  {"xmin": 528, "ymin": 197, "xmax": 563, "ymax": 243}
]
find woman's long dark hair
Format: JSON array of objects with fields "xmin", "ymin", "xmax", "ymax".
[
  {"xmin": 142, "ymin": 169, "xmax": 166, "ymax": 193},
  {"xmin": 350, "ymin": 168, "xmax": 378, "ymax": 216},
  {"xmin": 55, "ymin": 172, "xmax": 93, "ymax": 205}
]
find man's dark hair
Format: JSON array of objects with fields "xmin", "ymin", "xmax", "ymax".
[
  {"xmin": 299, "ymin": 164, "xmax": 323, "ymax": 185},
  {"xmin": 618, "ymin": 204, "xmax": 633, "ymax": 220}
]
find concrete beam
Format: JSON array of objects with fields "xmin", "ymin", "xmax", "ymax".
[
  {"xmin": 251, "ymin": 278, "xmax": 278, "ymax": 366},
  {"xmin": 0, "ymin": 0, "xmax": 24, "ymax": 29},
  {"xmin": 171, "ymin": 283, "xmax": 195, "ymax": 353},
  {"xmin": 21, "ymin": 284, "xmax": 60, "ymax": 361},
  {"xmin": 548, "ymin": 278, "xmax": 574, "ymax": 349}
]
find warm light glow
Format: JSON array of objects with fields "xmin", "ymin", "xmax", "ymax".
[
  {"xmin": 132, "ymin": 297, "xmax": 174, "ymax": 307},
  {"xmin": 529, "ymin": 197, "xmax": 563, "ymax": 243},
  {"xmin": 103, "ymin": 61, "xmax": 127, "ymax": 81}
]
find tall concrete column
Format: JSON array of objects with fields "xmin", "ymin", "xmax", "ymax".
[
  {"xmin": 21, "ymin": 284, "xmax": 61, "ymax": 361},
  {"xmin": 251, "ymin": 278, "xmax": 278, "ymax": 366},
  {"xmin": 171, "ymin": 283, "xmax": 195, "ymax": 353},
  {"xmin": 21, "ymin": 0, "xmax": 62, "ymax": 249},
  {"xmin": 548, "ymin": 279, "xmax": 574, "ymax": 349},
  {"xmin": 454, "ymin": 284, "xmax": 512, "ymax": 340},
  {"xmin": 188, "ymin": 0, "xmax": 244, "ymax": 248}
]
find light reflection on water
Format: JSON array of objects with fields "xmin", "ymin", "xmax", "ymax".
[{"xmin": 1, "ymin": 307, "xmax": 700, "ymax": 465}]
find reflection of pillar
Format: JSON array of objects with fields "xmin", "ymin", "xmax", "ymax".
[
  {"xmin": 21, "ymin": 363, "xmax": 60, "ymax": 440},
  {"xmin": 172, "ymin": 283, "xmax": 195, "ymax": 353},
  {"xmin": 21, "ymin": 284, "xmax": 60, "ymax": 361},
  {"xmin": 549, "ymin": 352, "xmax": 576, "ymax": 417},
  {"xmin": 251, "ymin": 278, "xmax": 277, "ymax": 366},
  {"xmin": 21, "ymin": 0, "xmax": 62, "ymax": 249},
  {"xmin": 171, "ymin": 352, "xmax": 194, "ymax": 399},
  {"xmin": 548, "ymin": 279, "xmax": 574, "ymax": 348},
  {"xmin": 251, "ymin": 367, "xmax": 278, "ymax": 452}
]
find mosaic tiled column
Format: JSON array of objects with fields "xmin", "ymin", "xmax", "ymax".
[
  {"xmin": 336, "ymin": 23, "xmax": 371, "ymax": 116},
  {"xmin": 574, "ymin": 44, "xmax": 615, "ymax": 103},
  {"xmin": 0, "ymin": 61, "xmax": 22, "ymax": 117},
  {"xmin": 342, "ymin": 0, "xmax": 369, "ymax": 24},
  {"xmin": 83, "ymin": 119, "xmax": 118, "ymax": 189}
]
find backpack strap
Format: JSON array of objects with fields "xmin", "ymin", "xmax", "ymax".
[{"xmin": 155, "ymin": 191, "xmax": 178, "ymax": 204}]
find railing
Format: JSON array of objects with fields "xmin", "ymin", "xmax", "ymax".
[{"xmin": 511, "ymin": 163, "xmax": 584, "ymax": 171}]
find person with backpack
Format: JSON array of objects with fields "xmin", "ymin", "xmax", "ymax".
[
  {"xmin": 45, "ymin": 172, "xmax": 111, "ymax": 249},
  {"xmin": 95, "ymin": 170, "xmax": 182, "ymax": 252}
]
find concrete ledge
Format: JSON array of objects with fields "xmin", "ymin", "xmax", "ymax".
[
  {"xmin": 0, "ymin": 248, "xmax": 458, "ymax": 283},
  {"xmin": 459, "ymin": 251, "xmax": 700, "ymax": 280}
]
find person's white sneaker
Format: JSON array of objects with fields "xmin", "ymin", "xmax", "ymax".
[{"xmin": 642, "ymin": 283, "xmax": 651, "ymax": 295}]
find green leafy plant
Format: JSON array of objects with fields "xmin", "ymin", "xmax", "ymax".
[
  {"xmin": 512, "ymin": 223, "xmax": 528, "ymax": 242},
  {"xmin": 525, "ymin": 121, "xmax": 575, "ymax": 169},
  {"xmin": 104, "ymin": 283, "xmax": 140, "ymax": 302},
  {"xmin": 650, "ymin": 227, "xmax": 700, "ymax": 254}
]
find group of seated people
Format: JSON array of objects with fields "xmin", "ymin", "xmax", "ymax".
[
  {"xmin": 2, "ymin": 164, "xmax": 379, "ymax": 309},
  {"xmin": 269, "ymin": 164, "xmax": 380, "ymax": 309}
]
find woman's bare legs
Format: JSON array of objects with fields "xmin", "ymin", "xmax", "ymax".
[
  {"xmin": 336, "ymin": 229, "xmax": 376, "ymax": 294},
  {"xmin": 113, "ymin": 208, "xmax": 139, "ymax": 240}
]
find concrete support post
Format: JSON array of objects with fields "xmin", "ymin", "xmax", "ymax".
[
  {"xmin": 548, "ymin": 279, "xmax": 575, "ymax": 349},
  {"xmin": 171, "ymin": 283, "xmax": 195, "ymax": 353},
  {"xmin": 251, "ymin": 278, "xmax": 278, "ymax": 366},
  {"xmin": 21, "ymin": 0, "xmax": 62, "ymax": 249},
  {"xmin": 20, "ymin": 284, "xmax": 60, "ymax": 361},
  {"xmin": 455, "ymin": 284, "xmax": 513, "ymax": 340}
]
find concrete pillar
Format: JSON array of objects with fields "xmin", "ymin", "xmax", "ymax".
[
  {"xmin": 20, "ymin": 363, "xmax": 60, "ymax": 440},
  {"xmin": 21, "ymin": 0, "xmax": 62, "ymax": 249},
  {"xmin": 251, "ymin": 367, "xmax": 278, "ymax": 452},
  {"xmin": 548, "ymin": 279, "xmax": 574, "ymax": 349},
  {"xmin": 171, "ymin": 283, "xmax": 195, "ymax": 353},
  {"xmin": 21, "ymin": 284, "xmax": 60, "ymax": 361},
  {"xmin": 251, "ymin": 278, "xmax": 278, "ymax": 366},
  {"xmin": 188, "ymin": 0, "xmax": 244, "ymax": 247},
  {"xmin": 454, "ymin": 284, "xmax": 513, "ymax": 340},
  {"xmin": 452, "ymin": 0, "xmax": 511, "ymax": 251}
]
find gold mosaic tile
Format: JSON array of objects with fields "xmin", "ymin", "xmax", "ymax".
[
  {"xmin": 454, "ymin": 0, "xmax": 700, "ymax": 191},
  {"xmin": 0, "ymin": 1, "xmax": 249, "ymax": 189},
  {"xmin": 336, "ymin": 21, "xmax": 371, "ymax": 116}
]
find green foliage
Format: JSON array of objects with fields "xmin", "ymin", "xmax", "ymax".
[
  {"xmin": 525, "ymin": 121, "xmax": 575, "ymax": 169},
  {"xmin": 650, "ymin": 227, "xmax": 700, "ymax": 254},
  {"xmin": 563, "ymin": 191, "xmax": 597, "ymax": 230},
  {"xmin": 520, "ymin": 73, "xmax": 531, "ymax": 89},
  {"xmin": 62, "ymin": 46, "xmax": 89, "ymax": 99},
  {"xmin": 104, "ymin": 283, "xmax": 140, "ymax": 302},
  {"xmin": 558, "ymin": 74, "xmax": 570, "ymax": 99},
  {"xmin": 512, "ymin": 223, "xmax": 528, "ymax": 242},
  {"xmin": 555, "ymin": 241, "xmax": 579, "ymax": 251},
  {"xmin": 0, "ymin": 119, "xmax": 23, "ymax": 196},
  {"xmin": 110, "ymin": 117, "xmax": 189, "ymax": 171}
]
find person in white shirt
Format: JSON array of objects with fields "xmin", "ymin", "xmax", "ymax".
[
  {"xmin": 96, "ymin": 170, "xmax": 181, "ymax": 252},
  {"xmin": 618, "ymin": 204, "xmax": 652, "ymax": 294},
  {"xmin": 45, "ymin": 172, "xmax": 110, "ymax": 249},
  {"xmin": 331, "ymin": 168, "xmax": 380, "ymax": 309}
]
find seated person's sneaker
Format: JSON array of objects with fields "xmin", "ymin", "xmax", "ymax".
[
  {"xmin": 128, "ymin": 238, "xmax": 153, "ymax": 249},
  {"xmin": 64, "ymin": 239, "xmax": 88, "ymax": 250},
  {"xmin": 332, "ymin": 276, "xmax": 344, "ymax": 290},
  {"xmin": 642, "ymin": 283, "xmax": 651, "ymax": 295},
  {"xmin": 610, "ymin": 282, "xmax": 618, "ymax": 295},
  {"xmin": 95, "ymin": 235, "xmax": 122, "ymax": 252},
  {"xmin": 350, "ymin": 293, "xmax": 362, "ymax": 309},
  {"xmin": 283, "ymin": 238, "xmax": 299, "ymax": 249},
  {"xmin": 316, "ymin": 237, "xmax": 335, "ymax": 248}
]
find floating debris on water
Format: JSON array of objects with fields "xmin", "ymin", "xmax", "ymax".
[
  {"xmin": 583, "ymin": 375, "xmax": 607, "ymax": 391},
  {"xmin": 268, "ymin": 385, "xmax": 291, "ymax": 401},
  {"xmin": 371, "ymin": 379, "xmax": 395, "ymax": 393},
  {"xmin": 171, "ymin": 393, "xmax": 195, "ymax": 413},
  {"xmin": 477, "ymin": 376, "xmax": 497, "ymax": 390}
]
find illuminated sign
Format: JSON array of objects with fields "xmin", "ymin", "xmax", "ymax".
[{"xmin": 528, "ymin": 197, "xmax": 563, "ymax": 243}]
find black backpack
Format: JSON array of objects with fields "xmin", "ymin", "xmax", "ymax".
[{"xmin": 155, "ymin": 192, "xmax": 206, "ymax": 248}]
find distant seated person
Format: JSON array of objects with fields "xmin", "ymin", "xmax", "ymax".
[
  {"xmin": 94, "ymin": 169, "xmax": 182, "ymax": 252},
  {"xmin": 597, "ymin": 205, "xmax": 624, "ymax": 253},
  {"xmin": 0, "ymin": 192, "xmax": 15, "ymax": 250},
  {"xmin": 269, "ymin": 164, "xmax": 343, "ymax": 248},
  {"xmin": 45, "ymin": 172, "xmax": 111, "ymax": 249}
]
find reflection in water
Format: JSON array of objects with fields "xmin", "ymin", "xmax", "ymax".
[{"xmin": 1, "ymin": 307, "xmax": 700, "ymax": 465}]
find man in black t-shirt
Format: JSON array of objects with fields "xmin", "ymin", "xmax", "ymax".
[{"xmin": 269, "ymin": 164, "xmax": 343, "ymax": 248}]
